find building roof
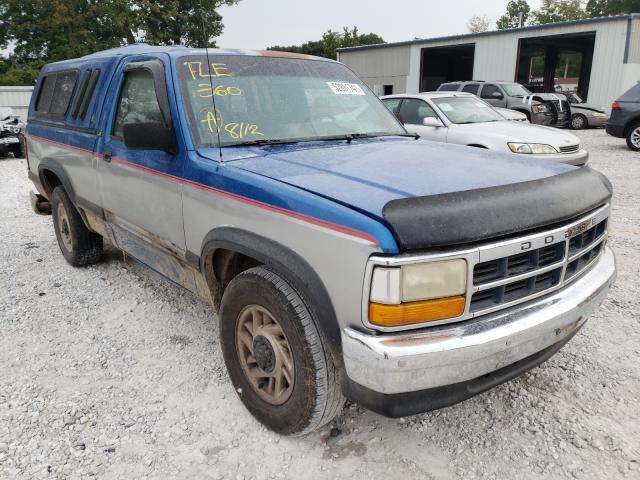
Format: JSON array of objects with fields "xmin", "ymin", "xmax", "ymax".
[{"xmin": 337, "ymin": 13, "xmax": 640, "ymax": 53}]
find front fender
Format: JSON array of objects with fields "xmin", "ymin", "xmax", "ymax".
[{"xmin": 199, "ymin": 227, "xmax": 344, "ymax": 366}]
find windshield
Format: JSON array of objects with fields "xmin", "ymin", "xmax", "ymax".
[
  {"xmin": 178, "ymin": 55, "xmax": 405, "ymax": 147},
  {"xmin": 502, "ymin": 84, "xmax": 532, "ymax": 97},
  {"xmin": 432, "ymin": 97, "xmax": 506, "ymax": 124}
]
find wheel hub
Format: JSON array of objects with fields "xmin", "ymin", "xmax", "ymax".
[
  {"xmin": 236, "ymin": 305, "xmax": 295, "ymax": 405},
  {"xmin": 632, "ymin": 127, "xmax": 640, "ymax": 148},
  {"xmin": 57, "ymin": 203, "xmax": 72, "ymax": 251},
  {"xmin": 252, "ymin": 335, "xmax": 275, "ymax": 372}
]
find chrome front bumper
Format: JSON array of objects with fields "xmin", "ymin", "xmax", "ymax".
[
  {"xmin": 342, "ymin": 247, "xmax": 615, "ymax": 395},
  {"xmin": 533, "ymin": 149, "xmax": 589, "ymax": 166}
]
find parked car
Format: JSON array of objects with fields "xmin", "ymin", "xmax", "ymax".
[
  {"xmin": 382, "ymin": 92, "xmax": 588, "ymax": 165},
  {"xmin": 561, "ymin": 92, "xmax": 609, "ymax": 130},
  {"xmin": 606, "ymin": 82, "xmax": 640, "ymax": 151},
  {"xmin": 0, "ymin": 107, "xmax": 25, "ymax": 158},
  {"xmin": 438, "ymin": 81, "xmax": 571, "ymax": 128},
  {"xmin": 494, "ymin": 106, "xmax": 528, "ymax": 122},
  {"xmin": 26, "ymin": 45, "xmax": 615, "ymax": 435}
]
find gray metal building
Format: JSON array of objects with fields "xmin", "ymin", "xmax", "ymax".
[
  {"xmin": 337, "ymin": 14, "xmax": 640, "ymax": 111},
  {"xmin": 0, "ymin": 86, "xmax": 34, "ymax": 121}
]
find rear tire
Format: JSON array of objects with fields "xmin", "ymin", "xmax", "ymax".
[
  {"xmin": 571, "ymin": 114, "xmax": 588, "ymax": 130},
  {"xmin": 51, "ymin": 186, "xmax": 103, "ymax": 266},
  {"xmin": 219, "ymin": 266, "xmax": 344, "ymax": 435},
  {"xmin": 626, "ymin": 122, "xmax": 640, "ymax": 151}
]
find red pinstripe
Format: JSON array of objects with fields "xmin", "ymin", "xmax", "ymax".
[{"xmin": 27, "ymin": 133, "xmax": 379, "ymax": 245}]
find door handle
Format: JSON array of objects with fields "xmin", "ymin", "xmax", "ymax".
[{"xmin": 102, "ymin": 149, "xmax": 112, "ymax": 162}]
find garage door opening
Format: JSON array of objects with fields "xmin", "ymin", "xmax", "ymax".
[
  {"xmin": 420, "ymin": 44, "xmax": 475, "ymax": 92},
  {"xmin": 516, "ymin": 32, "xmax": 596, "ymax": 100}
]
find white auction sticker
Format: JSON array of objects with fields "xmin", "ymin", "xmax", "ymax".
[{"xmin": 326, "ymin": 82, "xmax": 366, "ymax": 95}]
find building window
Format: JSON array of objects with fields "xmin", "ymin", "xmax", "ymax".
[{"xmin": 383, "ymin": 85, "xmax": 393, "ymax": 95}]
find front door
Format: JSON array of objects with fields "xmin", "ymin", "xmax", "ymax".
[
  {"xmin": 97, "ymin": 55, "xmax": 186, "ymax": 251},
  {"xmin": 398, "ymin": 98, "xmax": 448, "ymax": 143}
]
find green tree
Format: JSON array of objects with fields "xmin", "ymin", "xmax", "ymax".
[
  {"xmin": 0, "ymin": 0, "xmax": 240, "ymax": 85},
  {"xmin": 496, "ymin": 0, "xmax": 531, "ymax": 29},
  {"xmin": 585, "ymin": 0, "xmax": 640, "ymax": 16},
  {"xmin": 268, "ymin": 27, "xmax": 385, "ymax": 60},
  {"xmin": 467, "ymin": 15, "xmax": 491, "ymax": 33},
  {"xmin": 531, "ymin": 0, "xmax": 588, "ymax": 24}
]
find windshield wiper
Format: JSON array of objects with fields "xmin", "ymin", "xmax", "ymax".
[
  {"xmin": 343, "ymin": 132, "xmax": 420, "ymax": 143},
  {"xmin": 225, "ymin": 138, "xmax": 300, "ymax": 147}
]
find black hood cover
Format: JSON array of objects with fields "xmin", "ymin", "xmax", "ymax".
[{"xmin": 382, "ymin": 167, "xmax": 612, "ymax": 251}]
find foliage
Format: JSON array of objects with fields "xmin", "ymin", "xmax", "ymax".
[
  {"xmin": 0, "ymin": 0, "xmax": 240, "ymax": 85},
  {"xmin": 531, "ymin": 0, "xmax": 588, "ymax": 24},
  {"xmin": 267, "ymin": 27, "xmax": 385, "ymax": 60},
  {"xmin": 585, "ymin": 0, "xmax": 640, "ymax": 16},
  {"xmin": 496, "ymin": 0, "xmax": 531, "ymax": 29},
  {"xmin": 467, "ymin": 15, "xmax": 491, "ymax": 33}
]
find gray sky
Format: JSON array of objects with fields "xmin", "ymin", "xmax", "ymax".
[{"xmin": 217, "ymin": 0, "xmax": 544, "ymax": 50}]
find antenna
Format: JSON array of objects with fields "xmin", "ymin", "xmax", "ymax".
[{"xmin": 200, "ymin": 9, "xmax": 224, "ymax": 163}]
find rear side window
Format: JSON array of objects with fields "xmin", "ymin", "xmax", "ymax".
[
  {"xmin": 71, "ymin": 68, "xmax": 101, "ymax": 120},
  {"xmin": 462, "ymin": 84, "xmax": 480, "ymax": 95},
  {"xmin": 382, "ymin": 98, "xmax": 402, "ymax": 115},
  {"xmin": 34, "ymin": 70, "xmax": 78, "ymax": 117},
  {"xmin": 438, "ymin": 83, "xmax": 460, "ymax": 92},
  {"xmin": 35, "ymin": 76, "xmax": 56, "ymax": 113}
]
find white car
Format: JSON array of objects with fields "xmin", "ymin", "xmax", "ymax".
[{"xmin": 382, "ymin": 92, "xmax": 588, "ymax": 166}]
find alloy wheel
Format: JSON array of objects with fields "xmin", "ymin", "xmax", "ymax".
[
  {"xmin": 236, "ymin": 305, "xmax": 295, "ymax": 405},
  {"xmin": 631, "ymin": 127, "xmax": 640, "ymax": 149}
]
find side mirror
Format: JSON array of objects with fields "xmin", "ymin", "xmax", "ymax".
[
  {"xmin": 491, "ymin": 91, "xmax": 504, "ymax": 99},
  {"xmin": 123, "ymin": 122, "xmax": 177, "ymax": 154},
  {"xmin": 422, "ymin": 117, "xmax": 444, "ymax": 127}
]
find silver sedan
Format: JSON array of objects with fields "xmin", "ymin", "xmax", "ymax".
[{"xmin": 382, "ymin": 92, "xmax": 589, "ymax": 166}]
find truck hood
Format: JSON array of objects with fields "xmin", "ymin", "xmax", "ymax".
[
  {"xmin": 450, "ymin": 121, "xmax": 581, "ymax": 147},
  {"xmin": 224, "ymin": 138, "xmax": 570, "ymax": 213},
  {"xmin": 220, "ymin": 138, "xmax": 612, "ymax": 250}
]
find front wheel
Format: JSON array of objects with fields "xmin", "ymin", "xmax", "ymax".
[
  {"xmin": 626, "ymin": 123, "xmax": 640, "ymax": 151},
  {"xmin": 219, "ymin": 266, "xmax": 344, "ymax": 435},
  {"xmin": 571, "ymin": 114, "xmax": 588, "ymax": 130}
]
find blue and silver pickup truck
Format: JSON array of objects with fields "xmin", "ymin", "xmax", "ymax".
[{"xmin": 26, "ymin": 45, "xmax": 616, "ymax": 435}]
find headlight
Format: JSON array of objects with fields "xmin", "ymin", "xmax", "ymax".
[
  {"xmin": 531, "ymin": 104, "xmax": 548, "ymax": 114},
  {"xmin": 508, "ymin": 143, "xmax": 558, "ymax": 154},
  {"xmin": 591, "ymin": 112, "xmax": 608, "ymax": 118},
  {"xmin": 368, "ymin": 259, "xmax": 467, "ymax": 327}
]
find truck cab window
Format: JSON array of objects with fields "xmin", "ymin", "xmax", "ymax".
[{"xmin": 113, "ymin": 70, "xmax": 163, "ymax": 139}]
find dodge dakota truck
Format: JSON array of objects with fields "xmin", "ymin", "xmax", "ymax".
[{"xmin": 26, "ymin": 45, "xmax": 616, "ymax": 435}]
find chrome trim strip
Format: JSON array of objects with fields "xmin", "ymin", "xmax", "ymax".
[{"xmin": 362, "ymin": 203, "xmax": 610, "ymax": 333}]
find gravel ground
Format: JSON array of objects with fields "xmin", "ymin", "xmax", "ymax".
[{"xmin": 1, "ymin": 129, "xmax": 639, "ymax": 480}]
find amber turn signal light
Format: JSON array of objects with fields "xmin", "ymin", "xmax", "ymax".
[{"xmin": 369, "ymin": 296, "xmax": 465, "ymax": 327}]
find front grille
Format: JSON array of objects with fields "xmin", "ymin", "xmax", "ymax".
[
  {"xmin": 559, "ymin": 144, "xmax": 580, "ymax": 154},
  {"xmin": 473, "ymin": 242, "xmax": 565, "ymax": 285},
  {"xmin": 470, "ymin": 213, "xmax": 609, "ymax": 314}
]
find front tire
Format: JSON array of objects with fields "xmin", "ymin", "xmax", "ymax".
[
  {"xmin": 51, "ymin": 186, "xmax": 103, "ymax": 266},
  {"xmin": 626, "ymin": 122, "xmax": 640, "ymax": 151},
  {"xmin": 219, "ymin": 266, "xmax": 343, "ymax": 435},
  {"xmin": 571, "ymin": 114, "xmax": 588, "ymax": 130}
]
